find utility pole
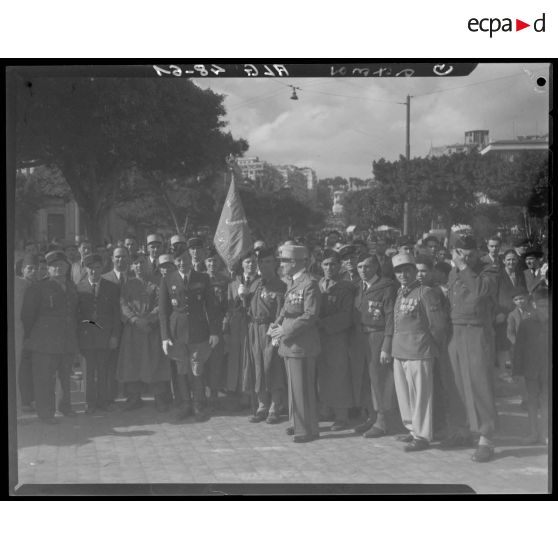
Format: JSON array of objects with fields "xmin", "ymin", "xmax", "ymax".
[{"xmin": 402, "ymin": 94, "xmax": 411, "ymax": 236}]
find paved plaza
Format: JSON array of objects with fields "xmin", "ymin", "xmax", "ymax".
[{"xmin": 14, "ymin": 384, "xmax": 549, "ymax": 494}]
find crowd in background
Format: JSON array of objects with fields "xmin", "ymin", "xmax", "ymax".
[{"xmin": 13, "ymin": 227, "xmax": 550, "ymax": 462}]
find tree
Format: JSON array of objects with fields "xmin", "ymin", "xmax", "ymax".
[
  {"xmin": 342, "ymin": 188, "xmax": 401, "ymax": 230},
  {"xmin": 16, "ymin": 76, "xmax": 248, "ymax": 243}
]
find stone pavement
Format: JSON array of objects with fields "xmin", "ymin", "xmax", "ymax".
[{"xmin": 15, "ymin": 389, "xmax": 549, "ymax": 494}]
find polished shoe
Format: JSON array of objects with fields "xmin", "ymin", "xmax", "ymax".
[
  {"xmin": 123, "ymin": 398, "xmax": 144, "ymax": 412},
  {"xmin": 285, "ymin": 426, "xmax": 295, "ymax": 436},
  {"xmin": 40, "ymin": 417, "xmax": 59, "ymax": 425},
  {"xmin": 249, "ymin": 412, "xmax": 267, "ymax": 423},
  {"xmin": 330, "ymin": 420, "xmax": 349, "ymax": 432},
  {"xmin": 266, "ymin": 414, "xmax": 280, "ymax": 425},
  {"xmin": 404, "ymin": 438, "xmax": 430, "ymax": 452},
  {"xmin": 396, "ymin": 434, "xmax": 414, "ymax": 443},
  {"xmin": 354, "ymin": 419, "xmax": 375, "ymax": 434},
  {"xmin": 171, "ymin": 404, "xmax": 192, "ymax": 422},
  {"xmin": 293, "ymin": 434, "xmax": 319, "ymax": 443},
  {"xmin": 440, "ymin": 433, "xmax": 475, "ymax": 448},
  {"xmin": 471, "ymin": 445, "xmax": 494, "ymax": 463},
  {"xmin": 363, "ymin": 426, "xmax": 386, "ymax": 438}
]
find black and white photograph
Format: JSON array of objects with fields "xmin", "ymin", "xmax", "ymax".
[{"xmin": 7, "ymin": 61, "xmax": 551, "ymax": 495}]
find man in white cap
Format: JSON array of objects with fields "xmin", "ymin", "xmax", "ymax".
[
  {"xmin": 269, "ymin": 244, "xmax": 321, "ymax": 443},
  {"xmin": 146, "ymin": 234, "xmax": 163, "ymax": 276},
  {"xmin": 391, "ymin": 253, "xmax": 446, "ymax": 451},
  {"xmin": 170, "ymin": 234, "xmax": 187, "ymax": 257}
]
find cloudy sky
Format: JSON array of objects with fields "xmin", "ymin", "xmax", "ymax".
[{"xmin": 195, "ymin": 62, "xmax": 549, "ymax": 180}]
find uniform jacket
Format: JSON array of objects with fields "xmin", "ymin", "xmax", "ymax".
[
  {"xmin": 71, "ymin": 260, "xmax": 88, "ymax": 285},
  {"xmin": 207, "ymin": 272, "xmax": 231, "ymax": 332},
  {"xmin": 159, "ymin": 269, "xmax": 219, "ymax": 344},
  {"xmin": 276, "ymin": 271, "xmax": 321, "ymax": 358},
  {"xmin": 448, "ymin": 262, "xmax": 498, "ymax": 326},
  {"xmin": 249, "ymin": 276, "xmax": 286, "ymax": 325},
  {"xmin": 76, "ymin": 277, "xmax": 121, "ymax": 350},
  {"xmin": 318, "ymin": 278, "xmax": 353, "ymax": 335},
  {"xmin": 352, "ymin": 275, "xmax": 397, "ymax": 354},
  {"xmin": 392, "ymin": 282, "xmax": 446, "ymax": 360},
  {"xmin": 21, "ymin": 277, "xmax": 79, "ymax": 354}
]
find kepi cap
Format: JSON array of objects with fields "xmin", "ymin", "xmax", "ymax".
[
  {"xmin": 187, "ymin": 237, "xmax": 204, "ymax": 249},
  {"xmin": 170, "ymin": 234, "xmax": 186, "ymax": 246},
  {"xmin": 146, "ymin": 234, "xmax": 163, "ymax": 245},
  {"xmin": 83, "ymin": 253, "xmax": 103, "ymax": 268},
  {"xmin": 278, "ymin": 244, "xmax": 308, "ymax": 261},
  {"xmin": 392, "ymin": 253, "xmax": 416, "ymax": 271},
  {"xmin": 158, "ymin": 254, "xmax": 175, "ymax": 267},
  {"xmin": 45, "ymin": 250, "xmax": 69, "ymax": 266}
]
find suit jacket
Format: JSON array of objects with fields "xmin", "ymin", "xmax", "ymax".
[
  {"xmin": 101, "ymin": 268, "xmax": 131, "ymax": 291},
  {"xmin": 496, "ymin": 269, "xmax": 527, "ymax": 314},
  {"xmin": 276, "ymin": 271, "xmax": 321, "ymax": 358},
  {"xmin": 21, "ymin": 277, "xmax": 79, "ymax": 354},
  {"xmin": 159, "ymin": 269, "xmax": 219, "ymax": 344},
  {"xmin": 352, "ymin": 275, "xmax": 397, "ymax": 354},
  {"xmin": 76, "ymin": 277, "xmax": 122, "ymax": 350},
  {"xmin": 523, "ymin": 268, "xmax": 547, "ymax": 295}
]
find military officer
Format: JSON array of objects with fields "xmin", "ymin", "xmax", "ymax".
[
  {"xmin": 316, "ymin": 250, "xmax": 354, "ymax": 430},
  {"xmin": 350, "ymin": 254, "xmax": 398, "ymax": 438},
  {"xmin": 270, "ymin": 244, "xmax": 321, "ymax": 443},
  {"xmin": 444, "ymin": 235, "xmax": 499, "ymax": 462},
  {"xmin": 76, "ymin": 254, "xmax": 121, "ymax": 413},
  {"xmin": 338, "ymin": 244, "xmax": 360, "ymax": 286},
  {"xmin": 203, "ymin": 249, "xmax": 230, "ymax": 408},
  {"xmin": 158, "ymin": 254, "xmax": 177, "ymax": 277},
  {"xmin": 188, "ymin": 237, "xmax": 207, "ymax": 273},
  {"xmin": 170, "ymin": 234, "xmax": 188, "ymax": 257},
  {"xmin": 391, "ymin": 254, "xmax": 446, "ymax": 451},
  {"xmin": 159, "ymin": 250, "xmax": 220, "ymax": 421},
  {"xmin": 248, "ymin": 247, "xmax": 287, "ymax": 424},
  {"xmin": 21, "ymin": 250, "xmax": 79, "ymax": 423},
  {"xmin": 146, "ymin": 234, "xmax": 163, "ymax": 277}
]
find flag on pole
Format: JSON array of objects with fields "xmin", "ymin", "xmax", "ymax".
[{"xmin": 214, "ymin": 175, "xmax": 253, "ymax": 270}]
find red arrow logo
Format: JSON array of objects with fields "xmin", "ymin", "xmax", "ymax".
[{"xmin": 516, "ymin": 19, "xmax": 530, "ymax": 31}]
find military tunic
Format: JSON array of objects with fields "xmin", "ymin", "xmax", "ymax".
[
  {"xmin": 21, "ymin": 277, "xmax": 79, "ymax": 419},
  {"xmin": 248, "ymin": 276, "xmax": 287, "ymax": 405},
  {"xmin": 276, "ymin": 271, "xmax": 321, "ymax": 437},
  {"xmin": 316, "ymin": 278, "xmax": 354, "ymax": 409}
]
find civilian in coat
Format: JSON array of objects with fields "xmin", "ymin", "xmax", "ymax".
[
  {"xmin": 316, "ymin": 250, "xmax": 354, "ymax": 430},
  {"xmin": 391, "ymin": 254, "xmax": 446, "ymax": 452},
  {"xmin": 270, "ymin": 244, "xmax": 322, "ymax": 443},
  {"xmin": 21, "ymin": 251, "xmax": 79, "ymax": 423},
  {"xmin": 444, "ymin": 236, "xmax": 500, "ymax": 462},
  {"xmin": 349, "ymin": 254, "xmax": 398, "ymax": 438},
  {"xmin": 77, "ymin": 254, "xmax": 121, "ymax": 413},
  {"xmin": 248, "ymin": 247, "xmax": 287, "ymax": 424},
  {"xmin": 117, "ymin": 253, "xmax": 171, "ymax": 412},
  {"xmin": 71, "ymin": 241, "xmax": 93, "ymax": 284},
  {"xmin": 101, "ymin": 246, "xmax": 131, "ymax": 404},
  {"xmin": 159, "ymin": 250, "xmax": 219, "ymax": 421},
  {"xmin": 523, "ymin": 246, "xmax": 547, "ymax": 295}
]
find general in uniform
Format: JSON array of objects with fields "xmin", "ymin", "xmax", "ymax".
[
  {"xmin": 391, "ymin": 254, "xmax": 446, "ymax": 451},
  {"xmin": 316, "ymin": 250, "xmax": 354, "ymax": 430},
  {"xmin": 159, "ymin": 250, "xmax": 219, "ymax": 421},
  {"xmin": 76, "ymin": 253, "xmax": 121, "ymax": 412},
  {"xmin": 350, "ymin": 254, "xmax": 398, "ymax": 438},
  {"xmin": 117, "ymin": 253, "xmax": 171, "ymax": 411},
  {"xmin": 21, "ymin": 251, "xmax": 78, "ymax": 423},
  {"xmin": 248, "ymin": 247, "xmax": 287, "ymax": 424},
  {"xmin": 445, "ymin": 236, "xmax": 499, "ymax": 462},
  {"xmin": 270, "ymin": 245, "xmax": 321, "ymax": 443}
]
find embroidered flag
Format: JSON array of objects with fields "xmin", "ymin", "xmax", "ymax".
[{"xmin": 214, "ymin": 175, "xmax": 253, "ymax": 270}]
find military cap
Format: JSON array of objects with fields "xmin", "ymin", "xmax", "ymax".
[
  {"xmin": 321, "ymin": 250, "xmax": 340, "ymax": 264},
  {"xmin": 187, "ymin": 237, "xmax": 204, "ymax": 249},
  {"xmin": 397, "ymin": 235, "xmax": 414, "ymax": 248},
  {"xmin": 525, "ymin": 245, "xmax": 544, "ymax": 259},
  {"xmin": 510, "ymin": 286, "xmax": 528, "ymax": 299},
  {"xmin": 146, "ymin": 234, "xmax": 163, "ymax": 245},
  {"xmin": 357, "ymin": 253, "xmax": 379, "ymax": 266},
  {"xmin": 278, "ymin": 244, "xmax": 308, "ymax": 261},
  {"xmin": 253, "ymin": 240, "xmax": 267, "ymax": 251},
  {"xmin": 337, "ymin": 244, "xmax": 357, "ymax": 259},
  {"xmin": 22, "ymin": 253, "xmax": 39, "ymax": 267},
  {"xmin": 434, "ymin": 261, "xmax": 452, "ymax": 276},
  {"xmin": 45, "ymin": 250, "xmax": 69, "ymax": 266},
  {"xmin": 82, "ymin": 253, "xmax": 103, "ymax": 268},
  {"xmin": 454, "ymin": 235, "xmax": 477, "ymax": 250},
  {"xmin": 392, "ymin": 253, "xmax": 417, "ymax": 271},
  {"xmin": 170, "ymin": 234, "xmax": 187, "ymax": 246},
  {"xmin": 158, "ymin": 254, "xmax": 175, "ymax": 267},
  {"xmin": 256, "ymin": 246, "xmax": 276, "ymax": 260},
  {"xmin": 513, "ymin": 237, "xmax": 531, "ymax": 248}
]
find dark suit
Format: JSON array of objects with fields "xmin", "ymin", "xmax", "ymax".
[
  {"xmin": 159, "ymin": 269, "xmax": 219, "ymax": 403},
  {"xmin": 523, "ymin": 268, "xmax": 547, "ymax": 295},
  {"xmin": 101, "ymin": 268, "xmax": 129, "ymax": 401},
  {"xmin": 276, "ymin": 271, "xmax": 321, "ymax": 437},
  {"xmin": 480, "ymin": 254, "xmax": 503, "ymax": 269},
  {"xmin": 495, "ymin": 270, "xmax": 527, "ymax": 351},
  {"xmin": 21, "ymin": 278, "xmax": 79, "ymax": 419},
  {"xmin": 77, "ymin": 277, "xmax": 121, "ymax": 408}
]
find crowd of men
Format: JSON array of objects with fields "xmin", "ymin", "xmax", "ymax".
[{"xmin": 13, "ymin": 229, "xmax": 550, "ymax": 463}]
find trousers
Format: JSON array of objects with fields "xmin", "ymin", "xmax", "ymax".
[
  {"xmin": 82, "ymin": 348, "xmax": 110, "ymax": 407},
  {"xmin": 31, "ymin": 352, "xmax": 73, "ymax": 419},
  {"xmin": 393, "ymin": 358, "xmax": 434, "ymax": 441},
  {"xmin": 18, "ymin": 348, "xmax": 34, "ymax": 406},
  {"xmin": 284, "ymin": 357, "xmax": 319, "ymax": 437}
]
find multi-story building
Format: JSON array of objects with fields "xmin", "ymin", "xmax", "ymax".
[
  {"xmin": 428, "ymin": 129, "xmax": 490, "ymax": 158},
  {"xmin": 236, "ymin": 156, "xmax": 265, "ymax": 181},
  {"xmin": 480, "ymin": 134, "xmax": 548, "ymax": 161}
]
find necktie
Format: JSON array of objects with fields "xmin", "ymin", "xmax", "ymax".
[
  {"xmin": 119, "ymin": 273, "xmax": 125, "ymax": 286},
  {"xmin": 92, "ymin": 283, "xmax": 98, "ymax": 297}
]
